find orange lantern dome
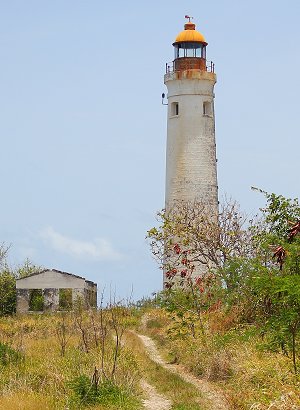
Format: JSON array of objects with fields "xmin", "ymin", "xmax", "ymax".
[{"xmin": 174, "ymin": 21, "xmax": 207, "ymax": 45}]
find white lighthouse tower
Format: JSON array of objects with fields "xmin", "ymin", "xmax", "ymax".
[{"xmin": 164, "ymin": 17, "xmax": 218, "ymax": 213}]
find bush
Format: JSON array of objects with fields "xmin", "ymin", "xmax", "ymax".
[
  {"xmin": 59, "ymin": 288, "xmax": 73, "ymax": 311},
  {"xmin": 0, "ymin": 271, "xmax": 16, "ymax": 315},
  {"xmin": 69, "ymin": 375, "xmax": 98, "ymax": 405},
  {"xmin": 29, "ymin": 290, "xmax": 44, "ymax": 311},
  {"xmin": 0, "ymin": 342, "xmax": 23, "ymax": 365},
  {"xmin": 69, "ymin": 375, "xmax": 140, "ymax": 408}
]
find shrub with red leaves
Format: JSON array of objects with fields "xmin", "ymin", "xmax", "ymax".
[
  {"xmin": 272, "ymin": 245, "xmax": 286, "ymax": 270},
  {"xmin": 180, "ymin": 270, "xmax": 187, "ymax": 278},
  {"xmin": 174, "ymin": 244, "xmax": 181, "ymax": 254},
  {"xmin": 288, "ymin": 220, "xmax": 300, "ymax": 243}
]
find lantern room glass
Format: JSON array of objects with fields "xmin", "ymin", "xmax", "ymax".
[{"xmin": 174, "ymin": 42, "xmax": 206, "ymax": 59}]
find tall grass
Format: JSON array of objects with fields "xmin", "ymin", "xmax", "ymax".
[
  {"xmin": 143, "ymin": 308, "xmax": 300, "ymax": 409},
  {"xmin": 0, "ymin": 309, "xmax": 141, "ymax": 409}
]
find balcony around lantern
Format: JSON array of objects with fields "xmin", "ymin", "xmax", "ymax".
[
  {"xmin": 164, "ymin": 59, "xmax": 216, "ymax": 83},
  {"xmin": 166, "ymin": 59, "xmax": 215, "ymax": 74}
]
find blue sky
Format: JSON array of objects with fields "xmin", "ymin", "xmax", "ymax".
[{"xmin": 0, "ymin": 0, "xmax": 299, "ymax": 300}]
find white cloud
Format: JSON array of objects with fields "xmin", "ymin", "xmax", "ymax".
[{"xmin": 40, "ymin": 227, "xmax": 122, "ymax": 261}]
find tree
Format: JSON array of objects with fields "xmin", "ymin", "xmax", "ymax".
[
  {"xmin": 16, "ymin": 258, "xmax": 44, "ymax": 278},
  {"xmin": 0, "ymin": 243, "xmax": 9, "ymax": 265},
  {"xmin": 0, "ymin": 268, "xmax": 16, "ymax": 315},
  {"xmin": 147, "ymin": 198, "xmax": 255, "ymax": 290},
  {"xmin": 147, "ymin": 198, "xmax": 258, "ymax": 337},
  {"xmin": 0, "ymin": 244, "xmax": 15, "ymax": 316},
  {"xmin": 0, "ymin": 254, "xmax": 44, "ymax": 316},
  {"xmin": 148, "ymin": 191, "xmax": 300, "ymax": 372},
  {"xmin": 249, "ymin": 189, "xmax": 300, "ymax": 373}
]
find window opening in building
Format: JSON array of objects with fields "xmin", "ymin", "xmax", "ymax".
[
  {"xmin": 203, "ymin": 101, "xmax": 212, "ymax": 116},
  {"xmin": 29, "ymin": 289, "xmax": 44, "ymax": 311},
  {"xmin": 171, "ymin": 102, "xmax": 179, "ymax": 116},
  {"xmin": 59, "ymin": 288, "xmax": 73, "ymax": 310}
]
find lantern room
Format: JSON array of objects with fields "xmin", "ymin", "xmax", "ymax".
[{"xmin": 172, "ymin": 19, "xmax": 208, "ymax": 72}]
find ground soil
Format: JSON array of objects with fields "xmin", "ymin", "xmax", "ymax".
[{"xmin": 140, "ymin": 379, "xmax": 172, "ymax": 410}]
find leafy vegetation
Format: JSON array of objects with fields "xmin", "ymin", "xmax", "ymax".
[
  {"xmin": 1, "ymin": 190, "xmax": 300, "ymax": 408},
  {"xmin": 69, "ymin": 375, "xmax": 140, "ymax": 408},
  {"xmin": 29, "ymin": 289, "xmax": 44, "ymax": 311},
  {"xmin": 0, "ymin": 256, "xmax": 44, "ymax": 316},
  {"xmin": 145, "ymin": 190, "xmax": 300, "ymax": 407},
  {"xmin": 0, "ymin": 269, "xmax": 16, "ymax": 315},
  {"xmin": 0, "ymin": 342, "xmax": 23, "ymax": 365},
  {"xmin": 59, "ymin": 288, "xmax": 73, "ymax": 310}
]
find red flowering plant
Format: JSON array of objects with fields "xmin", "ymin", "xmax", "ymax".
[
  {"xmin": 158, "ymin": 236, "xmax": 223, "ymax": 337},
  {"xmin": 147, "ymin": 198, "xmax": 255, "ymax": 293},
  {"xmin": 147, "ymin": 198, "xmax": 261, "ymax": 337},
  {"xmin": 147, "ymin": 198, "xmax": 263, "ymax": 338}
]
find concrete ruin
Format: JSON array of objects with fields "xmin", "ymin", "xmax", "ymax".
[{"xmin": 16, "ymin": 269, "xmax": 97, "ymax": 313}]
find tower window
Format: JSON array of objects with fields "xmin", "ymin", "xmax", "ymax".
[
  {"xmin": 203, "ymin": 101, "xmax": 212, "ymax": 116},
  {"xmin": 171, "ymin": 102, "xmax": 179, "ymax": 116}
]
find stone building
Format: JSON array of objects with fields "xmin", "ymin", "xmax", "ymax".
[{"xmin": 16, "ymin": 269, "xmax": 97, "ymax": 313}]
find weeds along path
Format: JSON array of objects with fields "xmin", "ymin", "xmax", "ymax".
[
  {"xmin": 115, "ymin": 333, "xmax": 172, "ymax": 409},
  {"xmin": 140, "ymin": 379, "xmax": 172, "ymax": 410},
  {"xmin": 136, "ymin": 332, "xmax": 229, "ymax": 410}
]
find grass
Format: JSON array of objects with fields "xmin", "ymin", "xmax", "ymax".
[
  {"xmin": 0, "ymin": 311, "xmax": 141, "ymax": 409},
  {"xmin": 1, "ymin": 306, "xmax": 300, "ymax": 409},
  {"xmin": 142, "ymin": 308, "xmax": 300, "ymax": 409},
  {"xmin": 0, "ymin": 392, "xmax": 54, "ymax": 410}
]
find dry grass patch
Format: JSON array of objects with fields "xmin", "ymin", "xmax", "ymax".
[
  {"xmin": 0, "ymin": 392, "xmax": 54, "ymax": 410},
  {"xmin": 0, "ymin": 312, "xmax": 142, "ymax": 409}
]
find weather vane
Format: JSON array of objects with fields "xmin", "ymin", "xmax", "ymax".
[{"xmin": 184, "ymin": 15, "xmax": 193, "ymax": 22}]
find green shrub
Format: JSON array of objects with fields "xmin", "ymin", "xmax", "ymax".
[
  {"xmin": 59, "ymin": 288, "xmax": 73, "ymax": 310},
  {"xmin": 69, "ymin": 374, "xmax": 98, "ymax": 405},
  {"xmin": 29, "ymin": 289, "xmax": 44, "ymax": 311},
  {"xmin": 0, "ymin": 270, "xmax": 16, "ymax": 315},
  {"xmin": 0, "ymin": 342, "xmax": 23, "ymax": 365},
  {"xmin": 68, "ymin": 375, "xmax": 140, "ymax": 408}
]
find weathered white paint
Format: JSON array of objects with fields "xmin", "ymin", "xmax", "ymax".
[
  {"xmin": 164, "ymin": 70, "xmax": 218, "ymax": 213},
  {"xmin": 16, "ymin": 270, "xmax": 85, "ymax": 289}
]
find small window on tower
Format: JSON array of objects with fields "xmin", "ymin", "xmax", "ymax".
[
  {"xmin": 171, "ymin": 102, "xmax": 179, "ymax": 116},
  {"xmin": 203, "ymin": 101, "xmax": 212, "ymax": 117}
]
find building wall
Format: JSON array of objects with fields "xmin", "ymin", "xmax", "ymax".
[
  {"xmin": 43, "ymin": 288, "xmax": 59, "ymax": 312},
  {"xmin": 163, "ymin": 69, "xmax": 218, "ymax": 284},
  {"xmin": 16, "ymin": 270, "xmax": 97, "ymax": 313},
  {"xmin": 16, "ymin": 289, "xmax": 30, "ymax": 314},
  {"xmin": 16, "ymin": 270, "xmax": 85, "ymax": 290},
  {"xmin": 164, "ymin": 70, "xmax": 218, "ymax": 213},
  {"xmin": 84, "ymin": 281, "xmax": 97, "ymax": 308}
]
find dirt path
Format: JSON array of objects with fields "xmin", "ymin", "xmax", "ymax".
[
  {"xmin": 116, "ymin": 332, "xmax": 172, "ymax": 409},
  {"xmin": 137, "ymin": 333, "xmax": 229, "ymax": 410},
  {"xmin": 140, "ymin": 379, "xmax": 172, "ymax": 410}
]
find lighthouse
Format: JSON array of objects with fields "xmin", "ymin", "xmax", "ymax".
[{"xmin": 164, "ymin": 17, "xmax": 218, "ymax": 213}]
